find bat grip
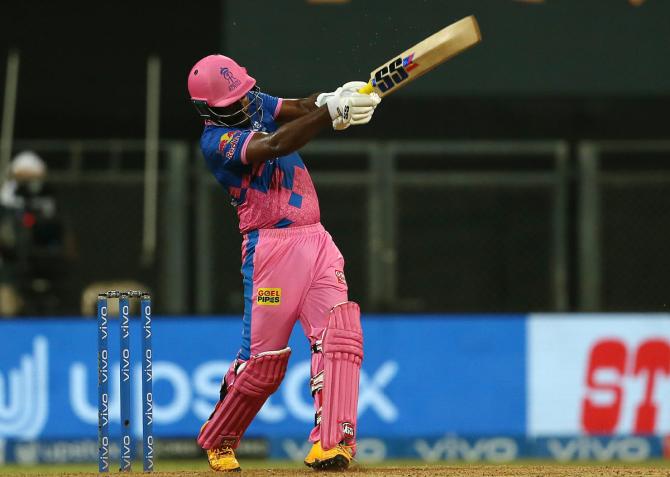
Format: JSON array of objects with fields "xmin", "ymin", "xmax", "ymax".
[{"xmin": 358, "ymin": 82, "xmax": 374, "ymax": 94}]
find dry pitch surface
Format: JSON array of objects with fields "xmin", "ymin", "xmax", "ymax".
[{"xmin": 2, "ymin": 460, "xmax": 670, "ymax": 477}]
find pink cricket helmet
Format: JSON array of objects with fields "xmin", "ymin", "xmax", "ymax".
[{"xmin": 188, "ymin": 54, "xmax": 256, "ymax": 107}]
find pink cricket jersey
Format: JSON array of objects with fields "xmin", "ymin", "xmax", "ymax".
[{"xmin": 199, "ymin": 92, "xmax": 320, "ymax": 233}]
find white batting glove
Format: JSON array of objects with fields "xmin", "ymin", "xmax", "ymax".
[
  {"xmin": 332, "ymin": 80, "xmax": 381, "ymax": 129},
  {"xmin": 315, "ymin": 82, "xmax": 366, "ymax": 109},
  {"xmin": 340, "ymin": 81, "xmax": 369, "ymax": 94},
  {"xmin": 327, "ymin": 91, "xmax": 381, "ymax": 130},
  {"xmin": 316, "ymin": 80, "xmax": 382, "ymax": 109},
  {"xmin": 332, "ymin": 116, "xmax": 350, "ymax": 131},
  {"xmin": 315, "ymin": 87, "xmax": 342, "ymax": 108},
  {"xmin": 326, "ymin": 90, "xmax": 379, "ymax": 119},
  {"xmin": 338, "ymin": 81, "xmax": 382, "ymax": 112}
]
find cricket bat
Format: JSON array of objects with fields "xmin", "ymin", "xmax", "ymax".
[{"xmin": 358, "ymin": 16, "xmax": 482, "ymax": 96}]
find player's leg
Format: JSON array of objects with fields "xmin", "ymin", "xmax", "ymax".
[
  {"xmin": 198, "ymin": 230, "xmax": 310, "ymax": 471},
  {"xmin": 303, "ymin": 302, "xmax": 363, "ymax": 470},
  {"xmin": 199, "ymin": 349, "xmax": 290, "ymax": 471},
  {"xmin": 299, "ymin": 233, "xmax": 363, "ymax": 470}
]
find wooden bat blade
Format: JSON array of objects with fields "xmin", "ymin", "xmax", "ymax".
[{"xmin": 359, "ymin": 15, "xmax": 482, "ymax": 97}]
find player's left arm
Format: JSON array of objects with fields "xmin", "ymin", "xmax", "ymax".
[{"xmin": 275, "ymin": 94, "xmax": 321, "ymax": 122}]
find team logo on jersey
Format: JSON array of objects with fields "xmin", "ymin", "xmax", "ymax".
[
  {"xmin": 219, "ymin": 131, "xmax": 241, "ymax": 159},
  {"xmin": 220, "ymin": 67, "xmax": 241, "ymax": 91},
  {"xmin": 335, "ymin": 270, "xmax": 347, "ymax": 285},
  {"xmin": 257, "ymin": 288, "xmax": 281, "ymax": 306}
]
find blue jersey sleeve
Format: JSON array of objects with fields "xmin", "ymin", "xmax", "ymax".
[
  {"xmin": 200, "ymin": 126, "xmax": 255, "ymax": 187},
  {"xmin": 219, "ymin": 129, "xmax": 254, "ymax": 165},
  {"xmin": 259, "ymin": 92, "xmax": 283, "ymax": 120}
]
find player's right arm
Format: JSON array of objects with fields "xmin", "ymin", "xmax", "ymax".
[
  {"xmin": 275, "ymin": 94, "xmax": 321, "ymax": 122},
  {"xmin": 245, "ymin": 106, "xmax": 332, "ymax": 164},
  {"xmin": 275, "ymin": 82, "xmax": 374, "ymax": 122},
  {"xmin": 244, "ymin": 91, "xmax": 380, "ymax": 165}
]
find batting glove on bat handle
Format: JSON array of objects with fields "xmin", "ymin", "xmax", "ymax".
[
  {"xmin": 317, "ymin": 80, "xmax": 367, "ymax": 108},
  {"xmin": 326, "ymin": 92, "xmax": 378, "ymax": 122},
  {"xmin": 358, "ymin": 82, "xmax": 374, "ymax": 94},
  {"xmin": 340, "ymin": 81, "xmax": 368, "ymax": 93},
  {"xmin": 331, "ymin": 93, "xmax": 381, "ymax": 130},
  {"xmin": 332, "ymin": 117, "xmax": 350, "ymax": 131},
  {"xmin": 315, "ymin": 87, "xmax": 343, "ymax": 108}
]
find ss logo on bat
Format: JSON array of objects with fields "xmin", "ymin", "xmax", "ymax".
[{"xmin": 372, "ymin": 53, "xmax": 416, "ymax": 93}]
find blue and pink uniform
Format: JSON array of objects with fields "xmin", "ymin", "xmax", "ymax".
[
  {"xmin": 201, "ymin": 93, "xmax": 321, "ymax": 233},
  {"xmin": 199, "ymin": 92, "xmax": 347, "ymax": 443}
]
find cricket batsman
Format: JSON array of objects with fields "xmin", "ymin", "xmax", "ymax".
[{"xmin": 187, "ymin": 54, "xmax": 380, "ymax": 471}]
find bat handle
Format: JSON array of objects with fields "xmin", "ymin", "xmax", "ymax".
[{"xmin": 358, "ymin": 82, "xmax": 374, "ymax": 94}]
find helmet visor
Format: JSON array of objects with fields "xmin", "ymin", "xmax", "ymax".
[{"xmin": 192, "ymin": 86, "xmax": 264, "ymax": 127}]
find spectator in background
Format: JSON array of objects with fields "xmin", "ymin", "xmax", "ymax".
[{"xmin": 0, "ymin": 151, "xmax": 73, "ymax": 316}]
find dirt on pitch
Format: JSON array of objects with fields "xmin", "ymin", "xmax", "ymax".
[{"xmin": 41, "ymin": 465, "xmax": 670, "ymax": 477}]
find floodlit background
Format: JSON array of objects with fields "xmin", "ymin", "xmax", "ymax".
[{"xmin": 1, "ymin": 0, "xmax": 669, "ymax": 468}]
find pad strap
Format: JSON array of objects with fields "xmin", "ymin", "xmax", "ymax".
[
  {"xmin": 197, "ymin": 347, "xmax": 290, "ymax": 449},
  {"xmin": 310, "ymin": 370, "xmax": 324, "ymax": 396}
]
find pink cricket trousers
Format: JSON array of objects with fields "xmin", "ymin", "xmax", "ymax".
[{"xmin": 234, "ymin": 222, "xmax": 348, "ymax": 441}]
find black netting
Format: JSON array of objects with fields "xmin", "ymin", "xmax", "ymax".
[
  {"xmin": 47, "ymin": 180, "xmax": 166, "ymax": 315},
  {"xmin": 396, "ymin": 185, "xmax": 555, "ymax": 312},
  {"xmin": 601, "ymin": 181, "xmax": 670, "ymax": 311}
]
